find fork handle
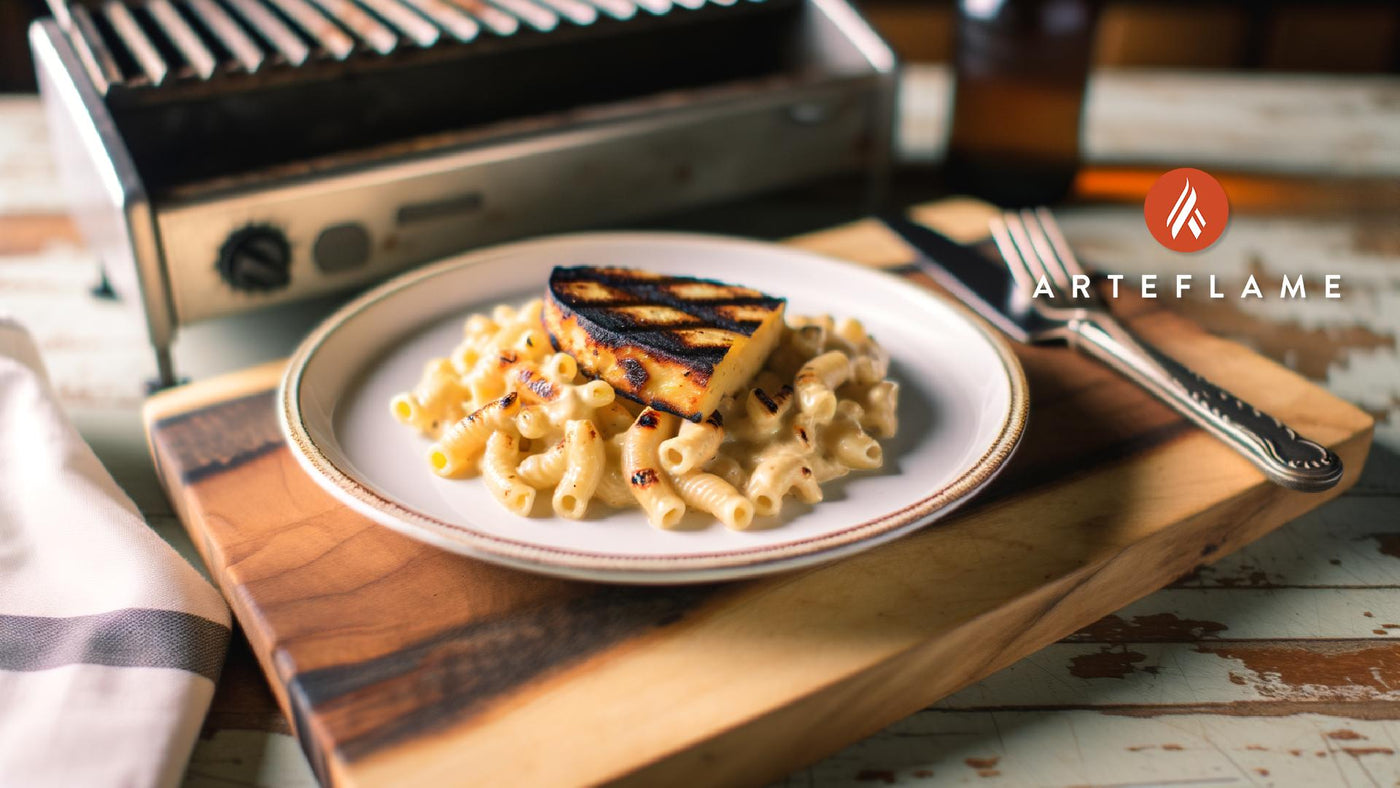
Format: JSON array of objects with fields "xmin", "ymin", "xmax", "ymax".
[{"xmin": 1069, "ymin": 316, "xmax": 1343, "ymax": 492}]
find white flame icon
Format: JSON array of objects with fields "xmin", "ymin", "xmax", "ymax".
[{"xmin": 1167, "ymin": 178, "xmax": 1207, "ymax": 239}]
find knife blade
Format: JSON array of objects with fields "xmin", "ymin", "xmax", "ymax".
[{"xmin": 880, "ymin": 214, "xmax": 1048, "ymax": 343}]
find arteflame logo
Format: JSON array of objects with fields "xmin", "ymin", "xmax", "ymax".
[
  {"xmin": 1167, "ymin": 179, "xmax": 1206, "ymax": 239},
  {"xmin": 1144, "ymin": 167, "xmax": 1229, "ymax": 253}
]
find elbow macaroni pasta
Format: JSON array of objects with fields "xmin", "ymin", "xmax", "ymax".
[
  {"xmin": 659, "ymin": 414, "xmax": 724, "ymax": 476},
  {"xmin": 623, "ymin": 408, "xmax": 687, "ymax": 529},
  {"xmin": 554, "ymin": 419, "xmax": 604, "ymax": 519},
  {"xmin": 482, "ymin": 431, "xmax": 534, "ymax": 515},
  {"xmin": 390, "ymin": 298, "xmax": 899, "ymax": 529}
]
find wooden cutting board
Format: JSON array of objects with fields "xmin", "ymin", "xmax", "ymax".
[{"xmin": 144, "ymin": 201, "xmax": 1374, "ymax": 788}]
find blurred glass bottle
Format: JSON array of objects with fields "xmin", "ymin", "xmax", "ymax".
[{"xmin": 945, "ymin": 0, "xmax": 1103, "ymax": 206}]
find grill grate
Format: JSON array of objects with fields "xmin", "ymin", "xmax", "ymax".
[{"xmin": 48, "ymin": 0, "xmax": 746, "ymax": 93}]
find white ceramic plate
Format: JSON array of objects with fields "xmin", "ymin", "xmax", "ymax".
[{"xmin": 279, "ymin": 232, "xmax": 1028, "ymax": 584}]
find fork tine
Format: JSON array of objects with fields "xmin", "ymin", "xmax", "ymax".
[
  {"xmin": 1033, "ymin": 207, "xmax": 1091, "ymax": 281},
  {"xmin": 988, "ymin": 215, "xmax": 1040, "ymax": 295},
  {"xmin": 1020, "ymin": 208, "xmax": 1075, "ymax": 294},
  {"xmin": 1000, "ymin": 211, "xmax": 1057, "ymax": 297}
]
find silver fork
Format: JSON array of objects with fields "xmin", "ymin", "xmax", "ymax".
[{"xmin": 991, "ymin": 207, "xmax": 1343, "ymax": 492}]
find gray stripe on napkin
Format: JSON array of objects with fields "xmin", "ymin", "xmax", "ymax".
[{"xmin": 0, "ymin": 609, "xmax": 230, "ymax": 681}]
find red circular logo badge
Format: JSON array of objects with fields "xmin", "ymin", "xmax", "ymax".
[{"xmin": 1144, "ymin": 168, "xmax": 1230, "ymax": 253}]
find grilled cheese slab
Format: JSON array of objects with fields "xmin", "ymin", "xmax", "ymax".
[{"xmin": 543, "ymin": 266, "xmax": 786, "ymax": 421}]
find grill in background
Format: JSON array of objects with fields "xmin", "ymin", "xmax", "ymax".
[
  {"xmin": 29, "ymin": 0, "xmax": 896, "ymax": 385},
  {"xmin": 49, "ymin": 0, "xmax": 755, "ymax": 94}
]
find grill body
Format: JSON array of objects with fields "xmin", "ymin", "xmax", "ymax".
[{"xmin": 31, "ymin": 0, "xmax": 895, "ymax": 385}]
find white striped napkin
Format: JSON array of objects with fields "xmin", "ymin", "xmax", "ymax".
[{"xmin": 0, "ymin": 318, "xmax": 231, "ymax": 787}]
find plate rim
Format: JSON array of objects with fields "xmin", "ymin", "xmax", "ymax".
[{"xmin": 278, "ymin": 231, "xmax": 1030, "ymax": 583}]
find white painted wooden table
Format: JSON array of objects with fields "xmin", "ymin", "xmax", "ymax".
[{"xmin": 2, "ymin": 66, "xmax": 1399, "ymax": 787}]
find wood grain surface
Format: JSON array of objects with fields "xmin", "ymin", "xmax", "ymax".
[{"xmin": 141, "ymin": 206, "xmax": 1373, "ymax": 787}]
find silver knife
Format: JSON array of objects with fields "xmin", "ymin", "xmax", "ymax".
[{"xmin": 881, "ymin": 213, "xmax": 1344, "ymax": 492}]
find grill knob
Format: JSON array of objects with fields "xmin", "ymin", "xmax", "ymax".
[{"xmin": 217, "ymin": 225, "xmax": 292, "ymax": 292}]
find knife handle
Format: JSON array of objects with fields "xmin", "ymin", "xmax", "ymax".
[{"xmin": 1069, "ymin": 316, "xmax": 1343, "ymax": 492}]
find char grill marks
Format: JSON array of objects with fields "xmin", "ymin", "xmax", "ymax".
[{"xmin": 549, "ymin": 266, "xmax": 783, "ymax": 370}]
